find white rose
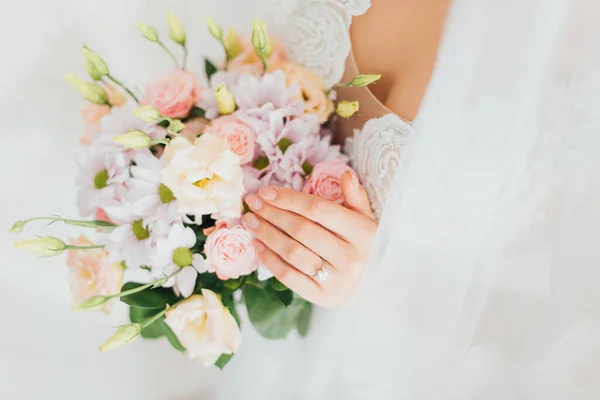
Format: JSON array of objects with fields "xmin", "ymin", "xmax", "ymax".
[
  {"xmin": 165, "ymin": 289, "xmax": 241, "ymax": 367},
  {"xmin": 161, "ymin": 134, "xmax": 245, "ymax": 220}
]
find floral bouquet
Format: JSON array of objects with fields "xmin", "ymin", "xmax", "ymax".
[{"xmin": 11, "ymin": 12, "xmax": 378, "ymax": 368}]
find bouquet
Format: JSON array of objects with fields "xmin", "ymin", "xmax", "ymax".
[{"xmin": 11, "ymin": 12, "xmax": 379, "ymax": 368}]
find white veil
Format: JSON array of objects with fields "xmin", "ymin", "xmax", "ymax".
[{"xmin": 282, "ymin": 0, "xmax": 600, "ymax": 398}]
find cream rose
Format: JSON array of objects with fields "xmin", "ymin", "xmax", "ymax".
[
  {"xmin": 66, "ymin": 234, "xmax": 123, "ymax": 313},
  {"xmin": 302, "ymin": 160, "xmax": 357, "ymax": 204},
  {"xmin": 280, "ymin": 62, "xmax": 334, "ymax": 123},
  {"xmin": 142, "ymin": 70, "xmax": 201, "ymax": 118},
  {"xmin": 160, "ymin": 134, "xmax": 245, "ymax": 220},
  {"xmin": 204, "ymin": 116, "xmax": 257, "ymax": 165},
  {"xmin": 204, "ymin": 220, "xmax": 259, "ymax": 280},
  {"xmin": 165, "ymin": 289, "xmax": 241, "ymax": 367}
]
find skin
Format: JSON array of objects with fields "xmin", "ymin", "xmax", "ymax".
[{"xmin": 244, "ymin": 0, "xmax": 450, "ymax": 307}]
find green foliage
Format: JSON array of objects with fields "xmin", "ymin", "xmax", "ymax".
[
  {"xmin": 205, "ymin": 58, "xmax": 218, "ymax": 80},
  {"xmin": 215, "ymin": 353, "xmax": 233, "ymax": 369},
  {"xmin": 119, "ymin": 282, "xmax": 179, "ymax": 309},
  {"xmin": 128, "ymin": 306, "xmax": 185, "ymax": 352}
]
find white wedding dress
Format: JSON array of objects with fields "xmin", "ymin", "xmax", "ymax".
[{"xmin": 210, "ymin": 0, "xmax": 600, "ymax": 399}]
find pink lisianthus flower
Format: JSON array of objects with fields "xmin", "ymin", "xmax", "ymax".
[
  {"xmin": 204, "ymin": 115, "xmax": 257, "ymax": 165},
  {"xmin": 66, "ymin": 234, "xmax": 123, "ymax": 313},
  {"xmin": 302, "ymin": 160, "xmax": 358, "ymax": 204},
  {"xmin": 142, "ymin": 70, "xmax": 202, "ymax": 118},
  {"xmin": 203, "ymin": 219, "xmax": 259, "ymax": 280}
]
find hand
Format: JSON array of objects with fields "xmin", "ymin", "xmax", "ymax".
[{"xmin": 242, "ymin": 172, "xmax": 378, "ymax": 307}]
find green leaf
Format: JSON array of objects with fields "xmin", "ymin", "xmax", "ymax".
[
  {"xmin": 165, "ymin": 325, "xmax": 185, "ymax": 352},
  {"xmin": 119, "ymin": 282, "xmax": 179, "ymax": 309},
  {"xmin": 128, "ymin": 306, "xmax": 185, "ymax": 351},
  {"xmin": 274, "ymin": 289, "xmax": 293, "ymax": 307},
  {"xmin": 215, "ymin": 353, "xmax": 233, "ymax": 369},
  {"xmin": 296, "ymin": 300, "xmax": 312, "ymax": 337},
  {"xmin": 186, "ymin": 106, "xmax": 206, "ymax": 119},
  {"xmin": 243, "ymin": 285, "xmax": 303, "ymax": 339},
  {"xmin": 205, "ymin": 58, "xmax": 218, "ymax": 80},
  {"xmin": 268, "ymin": 278, "xmax": 288, "ymax": 292}
]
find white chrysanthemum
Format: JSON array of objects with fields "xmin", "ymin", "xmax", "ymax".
[
  {"xmin": 154, "ymin": 224, "xmax": 207, "ymax": 298},
  {"xmin": 161, "ymin": 135, "xmax": 245, "ymax": 221},
  {"xmin": 127, "ymin": 150, "xmax": 184, "ymax": 225},
  {"xmin": 76, "ymin": 144, "xmax": 129, "ymax": 217}
]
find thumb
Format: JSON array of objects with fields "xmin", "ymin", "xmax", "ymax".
[{"xmin": 341, "ymin": 171, "xmax": 376, "ymax": 220}]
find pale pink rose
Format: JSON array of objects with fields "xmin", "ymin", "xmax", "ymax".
[
  {"xmin": 302, "ymin": 160, "xmax": 357, "ymax": 204},
  {"xmin": 227, "ymin": 37, "xmax": 286, "ymax": 75},
  {"xmin": 165, "ymin": 289, "xmax": 241, "ymax": 367},
  {"xmin": 180, "ymin": 117, "xmax": 209, "ymax": 141},
  {"xmin": 66, "ymin": 234, "xmax": 123, "ymax": 313},
  {"xmin": 104, "ymin": 84, "xmax": 128, "ymax": 107},
  {"xmin": 142, "ymin": 70, "xmax": 202, "ymax": 118},
  {"xmin": 204, "ymin": 116, "xmax": 256, "ymax": 165},
  {"xmin": 204, "ymin": 220, "xmax": 259, "ymax": 280},
  {"xmin": 280, "ymin": 63, "xmax": 334, "ymax": 123},
  {"xmin": 81, "ymin": 103, "xmax": 110, "ymax": 145}
]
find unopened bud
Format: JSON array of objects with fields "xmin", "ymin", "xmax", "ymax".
[
  {"xmin": 82, "ymin": 46, "xmax": 109, "ymax": 76},
  {"xmin": 350, "ymin": 73, "xmax": 381, "ymax": 87},
  {"xmin": 10, "ymin": 220, "xmax": 25, "ymax": 233},
  {"xmin": 74, "ymin": 295, "xmax": 109, "ymax": 312},
  {"xmin": 84, "ymin": 62, "xmax": 102, "ymax": 81},
  {"xmin": 113, "ymin": 130, "xmax": 152, "ymax": 148},
  {"xmin": 251, "ymin": 19, "xmax": 270, "ymax": 56},
  {"xmin": 336, "ymin": 100, "xmax": 360, "ymax": 119},
  {"xmin": 167, "ymin": 10, "xmax": 186, "ymax": 45},
  {"xmin": 136, "ymin": 22, "xmax": 159, "ymax": 42},
  {"xmin": 99, "ymin": 324, "xmax": 142, "ymax": 352},
  {"xmin": 223, "ymin": 28, "xmax": 244, "ymax": 60},
  {"xmin": 65, "ymin": 73, "xmax": 109, "ymax": 105},
  {"xmin": 206, "ymin": 17, "xmax": 223, "ymax": 41},
  {"xmin": 14, "ymin": 236, "xmax": 66, "ymax": 257},
  {"xmin": 168, "ymin": 119, "xmax": 185, "ymax": 134},
  {"xmin": 215, "ymin": 84, "xmax": 236, "ymax": 115},
  {"xmin": 133, "ymin": 105, "xmax": 162, "ymax": 123}
]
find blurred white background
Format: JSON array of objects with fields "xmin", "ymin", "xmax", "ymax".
[{"xmin": 0, "ymin": 1, "xmax": 297, "ymax": 398}]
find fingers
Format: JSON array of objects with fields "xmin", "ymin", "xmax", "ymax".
[
  {"xmin": 242, "ymin": 212, "xmax": 323, "ymax": 276},
  {"xmin": 245, "ymin": 193, "xmax": 352, "ymax": 266},
  {"xmin": 253, "ymin": 240, "xmax": 322, "ymax": 304},
  {"xmin": 256, "ymin": 186, "xmax": 375, "ymax": 243},
  {"xmin": 341, "ymin": 171, "xmax": 376, "ymax": 220}
]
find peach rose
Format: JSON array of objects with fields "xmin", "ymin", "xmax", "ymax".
[
  {"xmin": 227, "ymin": 36, "xmax": 286, "ymax": 75},
  {"xmin": 104, "ymin": 84, "xmax": 127, "ymax": 107},
  {"xmin": 280, "ymin": 62, "xmax": 334, "ymax": 123},
  {"xmin": 204, "ymin": 220, "xmax": 259, "ymax": 280},
  {"xmin": 302, "ymin": 160, "xmax": 357, "ymax": 204},
  {"xmin": 80, "ymin": 103, "xmax": 110, "ymax": 145},
  {"xmin": 204, "ymin": 116, "xmax": 256, "ymax": 165},
  {"xmin": 66, "ymin": 234, "xmax": 123, "ymax": 313},
  {"xmin": 165, "ymin": 289, "xmax": 241, "ymax": 367},
  {"xmin": 142, "ymin": 70, "xmax": 201, "ymax": 118},
  {"xmin": 180, "ymin": 117, "xmax": 209, "ymax": 141}
]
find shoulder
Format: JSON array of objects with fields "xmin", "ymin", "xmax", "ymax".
[{"xmin": 268, "ymin": 0, "xmax": 372, "ymax": 88}]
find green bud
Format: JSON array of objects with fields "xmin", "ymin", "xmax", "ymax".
[
  {"xmin": 14, "ymin": 236, "xmax": 67, "ymax": 257},
  {"xmin": 215, "ymin": 83, "xmax": 236, "ymax": 115},
  {"xmin": 74, "ymin": 295, "xmax": 109, "ymax": 312},
  {"xmin": 350, "ymin": 73, "xmax": 381, "ymax": 87},
  {"xmin": 82, "ymin": 46, "xmax": 109, "ymax": 76},
  {"xmin": 113, "ymin": 130, "xmax": 151, "ymax": 149},
  {"xmin": 277, "ymin": 138, "xmax": 293, "ymax": 153},
  {"xmin": 94, "ymin": 169, "xmax": 109, "ymax": 189},
  {"xmin": 133, "ymin": 105, "xmax": 162, "ymax": 123},
  {"xmin": 251, "ymin": 19, "xmax": 270, "ymax": 55},
  {"xmin": 84, "ymin": 62, "xmax": 102, "ymax": 81},
  {"xmin": 206, "ymin": 17, "xmax": 223, "ymax": 41},
  {"xmin": 172, "ymin": 247, "xmax": 193, "ymax": 267},
  {"xmin": 167, "ymin": 10, "xmax": 186, "ymax": 45},
  {"xmin": 99, "ymin": 324, "xmax": 142, "ymax": 352},
  {"xmin": 224, "ymin": 28, "xmax": 244, "ymax": 60},
  {"xmin": 136, "ymin": 22, "xmax": 159, "ymax": 42},
  {"xmin": 10, "ymin": 220, "xmax": 25, "ymax": 233},
  {"xmin": 158, "ymin": 184, "xmax": 175, "ymax": 204},
  {"xmin": 168, "ymin": 119, "xmax": 185, "ymax": 134},
  {"xmin": 132, "ymin": 220, "xmax": 150, "ymax": 241},
  {"xmin": 65, "ymin": 73, "xmax": 109, "ymax": 105},
  {"xmin": 336, "ymin": 100, "xmax": 360, "ymax": 119}
]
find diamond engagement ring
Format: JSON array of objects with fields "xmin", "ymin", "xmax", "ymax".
[{"xmin": 312, "ymin": 258, "xmax": 328, "ymax": 283}]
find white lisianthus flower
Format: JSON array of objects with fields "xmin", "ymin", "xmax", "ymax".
[
  {"xmin": 76, "ymin": 145, "xmax": 128, "ymax": 217},
  {"xmin": 161, "ymin": 134, "xmax": 245, "ymax": 221},
  {"xmin": 127, "ymin": 150, "xmax": 184, "ymax": 225},
  {"xmin": 154, "ymin": 224, "xmax": 207, "ymax": 298}
]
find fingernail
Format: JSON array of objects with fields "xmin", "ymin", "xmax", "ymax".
[
  {"xmin": 242, "ymin": 213, "xmax": 259, "ymax": 229},
  {"xmin": 246, "ymin": 194, "xmax": 262, "ymax": 210},
  {"xmin": 258, "ymin": 187, "xmax": 277, "ymax": 201},
  {"xmin": 347, "ymin": 171, "xmax": 360, "ymax": 188},
  {"xmin": 254, "ymin": 241, "xmax": 265, "ymax": 253}
]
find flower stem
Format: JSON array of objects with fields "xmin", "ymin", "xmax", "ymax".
[
  {"xmin": 106, "ymin": 74, "xmax": 140, "ymax": 104},
  {"xmin": 19, "ymin": 216, "xmax": 116, "ymax": 231},
  {"xmin": 65, "ymin": 245, "xmax": 105, "ymax": 250},
  {"xmin": 142, "ymin": 299, "xmax": 183, "ymax": 328},
  {"xmin": 158, "ymin": 41, "xmax": 180, "ymax": 69},
  {"xmin": 108, "ymin": 270, "xmax": 180, "ymax": 301},
  {"xmin": 182, "ymin": 46, "xmax": 188, "ymax": 70}
]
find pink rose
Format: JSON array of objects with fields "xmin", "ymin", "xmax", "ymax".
[
  {"xmin": 302, "ymin": 160, "xmax": 358, "ymax": 204},
  {"xmin": 142, "ymin": 70, "xmax": 201, "ymax": 118},
  {"xmin": 204, "ymin": 116, "xmax": 256, "ymax": 164},
  {"xmin": 204, "ymin": 221, "xmax": 259, "ymax": 280},
  {"xmin": 66, "ymin": 235, "xmax": 123, "ymax": 313}
]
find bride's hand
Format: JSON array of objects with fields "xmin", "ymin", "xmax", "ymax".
[{"xmin": 243, "ymin": 172, "xmax": 377, "ymax": 307}]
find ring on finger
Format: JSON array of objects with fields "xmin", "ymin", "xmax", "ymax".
[{"xmin": 311, "ymin": 258, "xmax": 329, "ymax": 283}]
